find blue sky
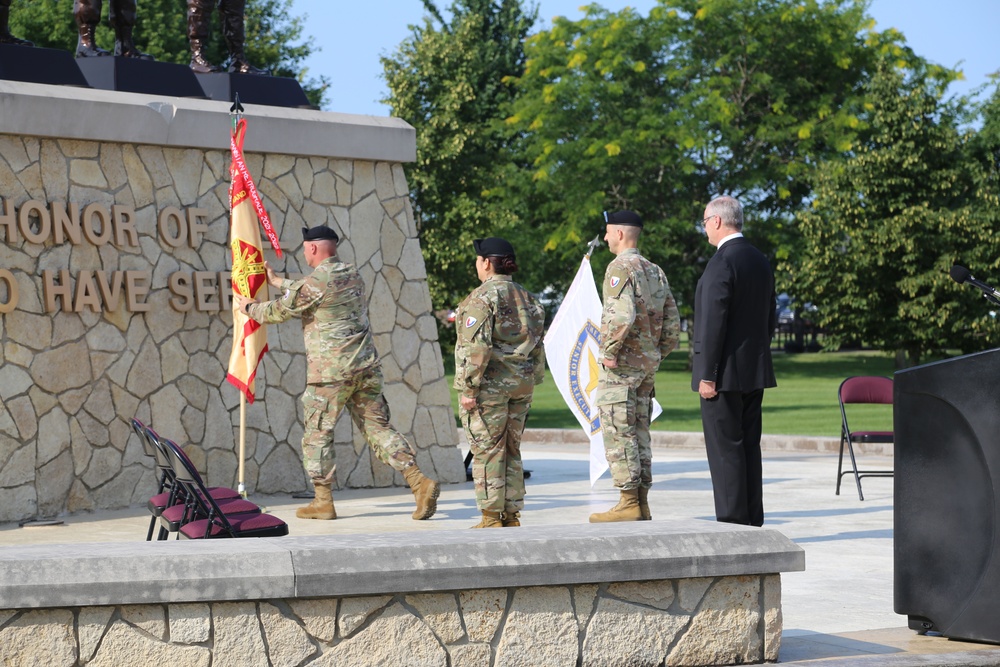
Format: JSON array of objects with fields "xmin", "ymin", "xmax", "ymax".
[{"xmin": 289, "ymin": 0, "xmax": 998, "ymax": 116}]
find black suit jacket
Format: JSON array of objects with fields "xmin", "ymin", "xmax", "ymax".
[{"xmin": 691, "ymin": 236, "xmax": 777, "ymax": 393}]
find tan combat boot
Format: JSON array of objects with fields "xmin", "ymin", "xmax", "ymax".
[
  {"xmin": 589, "ymin": 489, "xmax": 643, "ymax": 523},
  {"xmin": 296, "ymin": 482, "xmax": 336, "ymax": 520},
  {"xmin": 403, "ymin": 465, "xmax": 440, "ymax": 520},
  {"xmin": 638, "ymin": 486, "xmax": 652, "ymax": 521},
  {"xmin": 470, "ymin": 510, "xmax": 503, "ymax": 528},
  {"xmin": 502, "ymin": 511, "xmax": 521, "ymax": 527}
]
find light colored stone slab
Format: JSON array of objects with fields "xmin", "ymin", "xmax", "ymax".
[
  {"xmin": 314, "ymin": 602, "xmax": 446, "ymax": 667},
  {"xmin": 0, "ymin": 609, "xmax": 76, "ymax": 667},
  {"xmin": 582, "ymin": 596, "xmax": 688, "ymax": 667},
  {"xmin": 212, "ymin": 601, "xmax": 269, "ymax": 667},
  {"xmin": 496, "ymin": 586, "xmax": 577, "ymax": 667},
  {"xmin": 0, "ymin": 81, "xmax": 415, "ymax": 163},
  {"xmin": 0, "ymin": 541, "xmax": 294, "ymax": 608}
]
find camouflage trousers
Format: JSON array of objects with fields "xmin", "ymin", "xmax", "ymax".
[
  {"xmin": 596, "ymin": 367, "xmax": 654, "ymax": 491},
  {"xmin": 301, "ymin": 369, "xmax": 416, "ymax": 484},
  {"xmin": 462, "ymin": 391, "xmax": 531, "ymax": 513}
]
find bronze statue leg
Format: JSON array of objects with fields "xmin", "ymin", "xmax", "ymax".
[
  {"xmin": 74, "ymin": 0, "xmax": 110, "ymax": 57},
  {"xmin": 108, "ymin": 0, "xmax": 135, "ymax": 28},
  {"xmin": 187, "ymin": 0, "xmax": 221, "ymax": 73},
  {"xmin": 218, "ymin": 0, "xmax": 267, "ymax": 75},
  {"xmin": 0, "ymin": 0, "xmax": 35, "ymax": 46},
  {"xmin": 109, "ymin": 0, "xmax": 152, "ymax": 59}
]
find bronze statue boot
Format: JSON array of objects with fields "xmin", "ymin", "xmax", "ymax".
[
  {"xmin": 76, "ymin": 24, "xmax": 109, "ymax": 57},
  {"xmin": 114, "ymin": 26, "xmax": 153, "ymax": 60},
  {"xmin": 0, "ymin": 7, "xmax": 32, "ymax": 46},
  {"xmin": 0, "ymin": 29, "xmax": 30, "ymax": 46},
  {"xmin": 221, "ymin": 10, "xmax": 267, "ymax": 75},
  {"xmin": 228, "ymin": 56, "xmax": 268, "ymax": 75},
  {"xmin": 589, "ymin": 489, "xmax": 643, "ymax": 523},
  {"xmin": 189, "ymin": 39, "xmax": 222, "ymax": 73}
]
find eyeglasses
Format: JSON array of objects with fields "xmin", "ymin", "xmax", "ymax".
[{"xmin": 701, "ymin": 214, "xmax": 717, "ymax": 225}]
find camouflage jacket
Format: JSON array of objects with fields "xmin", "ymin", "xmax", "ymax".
[
  {"xmin": 600, "ymin": 248, "xmax": 680, "ymax": 374},
  {"xmin": 454, "ymin": 275, "xmax": 546, "ymax": 400},
  {"xmin": 248, "ymin": 256, "xmax": 378, "ymax": 384}
]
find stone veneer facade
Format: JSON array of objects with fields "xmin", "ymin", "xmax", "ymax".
[
  {"xmin": 0, "ymin": 576, "xmax": 782, "ymax": 666},
  {"xmin": 0, "ymin": 82, "xmax": 465, "ymax": 524}
]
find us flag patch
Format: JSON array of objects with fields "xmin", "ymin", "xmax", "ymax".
[{"xmin": 465, "ymin": 316, "xmax": 478, "ymax": 328}]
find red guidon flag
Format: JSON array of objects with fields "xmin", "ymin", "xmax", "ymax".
[{"xmin": 226, "ymin": 118, "xmax": 281, "ymax": 403}]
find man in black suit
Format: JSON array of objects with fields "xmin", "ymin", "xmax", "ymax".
[{"xmin": 692, "ymin": 196, "xmax": 776, "ymax": 526}]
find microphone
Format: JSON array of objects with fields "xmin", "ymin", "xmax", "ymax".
[{"xmin": 950, "ymin": 264, "xmax": 1000, "ymax": 300}]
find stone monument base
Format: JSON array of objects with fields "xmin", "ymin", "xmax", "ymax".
[
  {"xmin": 196, "ymin": 70, "xmax": 313, "ymax": 108},
  {"xmin": 76, "ymin": 56, "xmax": 204, "ymax": 98},
  {"xmin": 0, "ymin": 44, "xmax": 89, "ymax": 87},
  {"xmin": 0, "ymin": 521, "xmax": 804, "ymax": 665}
]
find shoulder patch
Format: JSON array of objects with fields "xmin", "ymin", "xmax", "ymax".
[
  {"xmin": 604, "ymin": 263, "xmax": 632, "ymax": 298},
  {"xmin": 459, "ymin": 301, "xmax": 490, "ymax": 339}
]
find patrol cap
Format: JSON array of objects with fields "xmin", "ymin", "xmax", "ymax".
[
  {"xmin": 604, "ymin": 210, "xmax": 643, "ymax": 228},
  {"xmin": 302, "ymin": 225, "xmax": 340, "ymax": 243},
  {"xmin": 473, "ymin": 237, "xmax": 515, "ymax": 257}
]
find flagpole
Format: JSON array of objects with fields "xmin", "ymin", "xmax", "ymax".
[
  {"xmin": 238, "ymin": 393, "xmax": 247, "ymax": 497},
  {"xmin": 231, "ymin": 94, "xmax": 248, "ymax": 499},
  {"xmin": 585, "ymin": 235, "xmax": 601, "ymax": 260}
]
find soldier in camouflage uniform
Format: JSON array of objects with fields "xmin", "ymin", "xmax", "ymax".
[
  {"xmin": 590, "ymin": 211, "xmax": 680, "ymax": 523},
  {"xmin": 455, "ymin": 237, "xmax": 546, "ymax": 528},
  {"xmin": 234, "ymin": 225, "xmax": 440, "ymax": 521}
]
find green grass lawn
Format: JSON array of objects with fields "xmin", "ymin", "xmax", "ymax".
[{"xmin": 444, "ymin": 346, "xmax": 898, "ymax": 437}]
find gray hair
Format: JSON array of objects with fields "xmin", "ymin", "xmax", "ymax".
[{"xmin": 706, "ymin": 196, "xmax": 743, "ymax": 231}]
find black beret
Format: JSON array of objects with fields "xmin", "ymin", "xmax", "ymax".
[
  {"xmin": 473, "ymin": 237, "xmax": 515, "ymax": 257},
  {"xmin": 605, "ymin": 210, "xmax": 643, "ymax": 228},
  {"xmin": 302, "ymin": 225, "xmax": 340, "ymax": 242}
]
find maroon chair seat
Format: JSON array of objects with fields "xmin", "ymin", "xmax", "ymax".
[
  {"xmin": 159, "ymin": 496, "xmax": 262, "ymax": 533},
  {"xmin": 179, "ymin": 512, "xmax": 289, "ymax": 539},
  {"xmin": 162, "ymin": 438, "xmax": 288, "ymax": 539}
]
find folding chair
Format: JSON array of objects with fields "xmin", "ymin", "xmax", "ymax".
[
  {"xmin": 162, "ymin": 439, "xmax": 288, "ymax": 539},
  {"xmin": 836, "ymin": 376, "xmax": 895, "ymax": 501},
  {"xmin": 135, "ymin": 421, "xmax": 241, "ymax": 540},
  {"xmin": 132, "ymin": 419, "xmax": 213, "ymax": 541},
  {"xmin": 156, "ymin": 439, "xmax": 264, "ymax": 535},
  {"xmin": 131, "ymin": 418, "xmax": 175, "ymax": 541}
]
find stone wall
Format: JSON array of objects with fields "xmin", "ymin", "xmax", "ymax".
[
  {"xmin": 0, "ymin": 521, "xmax": 805, "ymax": 666},
  {"xmin": 0, "ymin": 81, "xmax": 465, "ymax": 524},
  {"xmin": 0, "ymin": 576, "xmax": 782, "ymax": 666}
]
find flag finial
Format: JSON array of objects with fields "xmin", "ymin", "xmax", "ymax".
[
  {"xmin": 230, "ymin": 93, "xmax": 244, "ymax": 131},
  {"xmin": 585, "ymin": 235, "xmax": 601, "ymax": 260}
]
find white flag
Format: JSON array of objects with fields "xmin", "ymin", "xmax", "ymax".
[{"xmin": 544, "ymin": 256, "xmax": 662, "ymax": 486}]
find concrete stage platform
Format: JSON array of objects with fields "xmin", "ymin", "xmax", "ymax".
[{"xmin": 2, "ymin": 436, "xmax": 998, "ymax": 665}]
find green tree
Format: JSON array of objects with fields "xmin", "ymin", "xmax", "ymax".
[
  {"xmin": 10, "ymin": 0, "xmax": 328, "ymax": 107},
  {"xmin": 796, "ymin": 58, "xmax": 998, "ymax": 365},
  {"xmin": 502, "ymin": 0, "xmax": 904, "ymax": 315},
  {"xmin": 382, "ymin": 0, "xmax": 537, "ymax": 316}
]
